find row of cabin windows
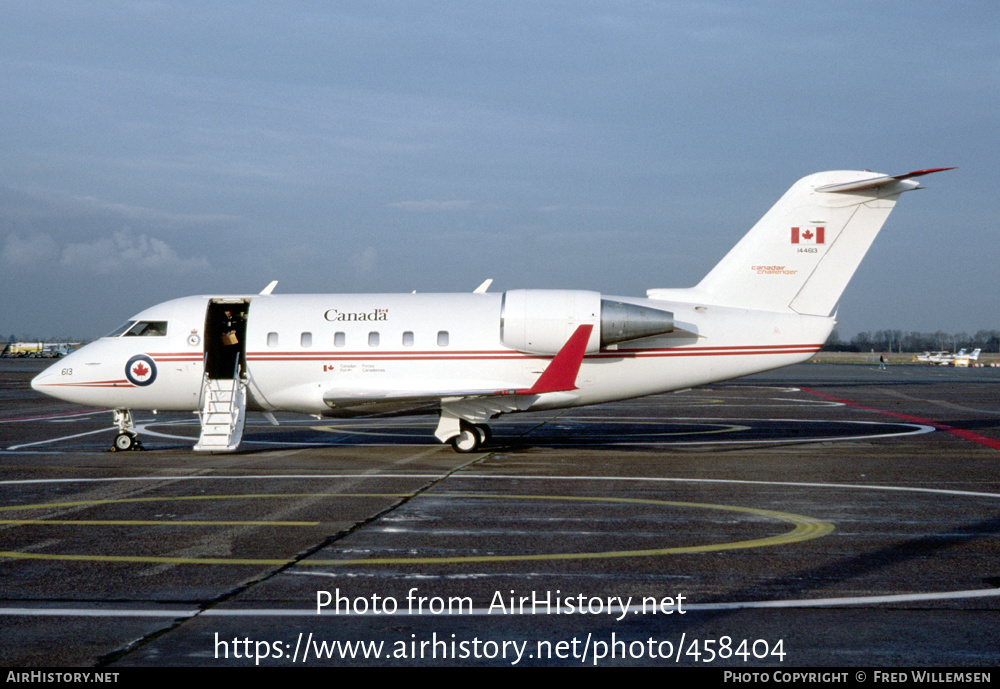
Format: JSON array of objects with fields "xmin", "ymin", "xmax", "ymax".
[{"xmin": 266, "ymin": 331, "xmax": 450, "ymax": 348}]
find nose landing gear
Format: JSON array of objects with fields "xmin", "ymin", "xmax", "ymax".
[{"xmin": 110, "ymin": 409, "xmax": 144, "ymax": 452}]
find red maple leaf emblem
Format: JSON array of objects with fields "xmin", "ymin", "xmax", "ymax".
[
  {"xmin": 132, "ymin": 362, "xmax": 149, "ymax": 377},
  {"xmin": 802, "ymin": 229, "xmax": 814, "ymax": 240}
]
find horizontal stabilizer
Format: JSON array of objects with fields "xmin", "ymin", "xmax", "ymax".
[{"xmin": 816, "ymin": 167, "xmax": 954, "ymax": 194}]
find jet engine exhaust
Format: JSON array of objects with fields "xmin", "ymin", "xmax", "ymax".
[{"xmin": 600, "ymin": 299, "xmax": 674, "ymax": 347}]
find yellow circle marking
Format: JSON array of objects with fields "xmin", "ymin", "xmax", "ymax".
[{"xmin": 0, "ymin": 493, "xmax": 833, "ymax": 566}]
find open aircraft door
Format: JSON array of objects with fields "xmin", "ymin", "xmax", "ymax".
[
  {"xmin": 203, "ymin": 299, "xmax": 250, "ymax": 379},
  {"xmin": 195, "ymin": 299, "xmax": 251, "ymax": 451}
]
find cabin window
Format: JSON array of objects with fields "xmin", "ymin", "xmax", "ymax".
[
  {"xmin": 123, "ymin": 321, "xmax": 168, "ymax": 337},
  {"xmin": 334, "ymin": 332, "xmax": 346, "ymax": 347},
  {"xmin": 267, "ymin": 332, "xmax": 279, "ymax": 347},
  {"xmin": 437, "ymin": 331, "xmax": 449, "ymax": 346},
  {"xmin": 402, "ymin": 331, "xmax": 414, "ymax": 347},
  {"xmin": 301, "ymin": 332, "xmax": 312, "ymax": 347},
  {"xmin": 368, "ymin": 332, "xmax": 379, "ymax": 347}
]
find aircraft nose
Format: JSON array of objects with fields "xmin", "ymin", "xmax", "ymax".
[
  {"xmin": 31, "ymin": 346, "xmax": 87, "ymax": 396},
  {"xmin": 31, "ymin": 360, "xmax": 61, "ymax": 392}
]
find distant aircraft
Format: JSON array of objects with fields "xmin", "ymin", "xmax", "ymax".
[
  {"xmin": 1, "ymin": 342, "xmax": 77, "ymax": 358},
  {"xmin": 915, "ymin": 350, "xmax": 953, "ymax": 365},
  {"xmin": 953, "ymin": 349, "xmax": 982, "ymax": 367},
  {"xmin": 31, "ymin": 168, "xmax": 952, "ymax": 452},
  {"xmin": 915, "ymin": 348, "xmax": 981, "ymax": 366}
]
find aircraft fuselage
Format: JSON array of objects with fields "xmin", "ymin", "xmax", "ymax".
[{"xmin": 33, "ymin": 291, "xmax": 831, "ymax": 416}]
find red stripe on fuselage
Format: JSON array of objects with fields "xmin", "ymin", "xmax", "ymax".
[
  {"xmin": 246, "ymin": 343, "xmax": 824, "ymax": 363},
  {"xmin": 35, "ymin": 379, "xmax": 133, "ymax": 388}
]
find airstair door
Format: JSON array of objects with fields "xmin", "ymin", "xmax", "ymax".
[{"xmin": 195, "ymin": 300, "xmax": 250, "ymax": 452}]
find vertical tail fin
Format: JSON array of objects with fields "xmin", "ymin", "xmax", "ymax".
[{"xmin": 648, "ymin": 168, "xmax": 952, "ymax": 316}]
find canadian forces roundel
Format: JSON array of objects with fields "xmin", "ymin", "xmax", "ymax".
[{"xmin": 125, "ymin": 354, "xmax": 157, "ymax": 386}]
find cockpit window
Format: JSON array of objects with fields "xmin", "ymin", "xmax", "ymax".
[
  {"xmin": 106, "ymin": 321, "xmax": 136, "ymax": 337},
  {"xmin": 123, "ymin": 321, "xmax": 168, "ymax": 337}
]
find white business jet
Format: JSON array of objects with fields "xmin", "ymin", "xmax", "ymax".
[
  {"xmin": 915, "ymin": 350, "xmax": 953, "ymax": 365},
  {"xmin": 32, "ymin": 168, "xmax": 951, "ymax": 453},
  {"xmin": 916, "ymin": 348, "xmax": 981, "ymax": 366}
]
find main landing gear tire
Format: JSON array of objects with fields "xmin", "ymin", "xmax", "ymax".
[
  {"xmin": 111, "ymin": 432, "xmax": 143, "ymax": 452},
  {"xmin": 475, "ymin": 423, "xmax": 492, "ymax": 444},
  {"xmin": 450, "ymin": 423, "xmax": 491, "ymax": 453}
]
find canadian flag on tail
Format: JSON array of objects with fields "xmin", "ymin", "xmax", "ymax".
[{"xmin": 791, "ymin": 226, "xmax": 824, "ymax": 244}]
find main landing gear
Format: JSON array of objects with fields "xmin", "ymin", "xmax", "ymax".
[
  {"xmin": 110, "ymin": 409, "xmax": 144, "ymax": 452},
  {"xmin": 450, "ymin": 421, "xmax": 492, "ymax": 453}
]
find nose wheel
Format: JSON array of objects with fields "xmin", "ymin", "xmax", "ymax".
[
  {"xmin": 112, "ymin": 432, "xmax": 143, "ymax": 452},
  {"xmin": 109, "ymin": 409, "xmax": 144, "ymax": 452}
]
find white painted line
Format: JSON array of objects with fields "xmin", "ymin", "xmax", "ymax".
[
  {"xmin": 6, "ymin": 427, "xmax": 117, "ymax": 450},
  {"xmin": 0, "ymin": 607, "xmax": 199, "ymax": 618},
  {"xmin": 1, "ymin": 473, "xmax": 998, "ymax": 500},
  {"xmin": 3, "ymin": 588, "xmax": 999, "ymax": 618},
  {"xmin": 683, "ymin": 588, "xmax": 1000, "ymax": 610},
  {"xmin": 0, "ymin": 410, "xmax": 107, "ymax": 424}
]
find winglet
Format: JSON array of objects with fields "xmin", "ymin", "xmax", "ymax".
[
  {"xmin": 519, "ymin": 324, "xmax": 594, "ymax": 395},
  {"xmin": 260, "ymin": 280, "xmax": 279, "ymax": 295}
]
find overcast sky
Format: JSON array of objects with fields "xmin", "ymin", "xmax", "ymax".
[{"xmin": 1, "ymin": 2, "xmax": 996, "ymax": 340}]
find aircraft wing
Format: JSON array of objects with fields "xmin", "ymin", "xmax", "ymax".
[
  {"xmin": 321, "ymin": 325, "xmax": 594, "ymax": 419},
  {"xmin": 322, "ymin": 384, "xmax": 526, "ymax": 417}
]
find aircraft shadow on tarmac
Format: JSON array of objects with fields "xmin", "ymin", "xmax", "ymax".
[{"xmin": 217, "ymin": 416, "xmax": 931, "ymax": 452}]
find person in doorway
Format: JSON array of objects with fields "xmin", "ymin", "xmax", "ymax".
[{"xmin": 222, "ymin": 310, "xmax": 238, "ymax": 346}]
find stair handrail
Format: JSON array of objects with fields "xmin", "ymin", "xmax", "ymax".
[
  {"xmin": 197, "ymin": 351, "xmax": 210, "ymax": 411},
  {"xmin": 226, "ymin": 357, "xmax": 244, "ymax": 438}
]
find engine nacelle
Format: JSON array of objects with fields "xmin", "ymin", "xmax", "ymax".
[
  {"xmin": 501, "ymin": 290, "xmax": 674, "ymax": 355},
  {"xmin": 501, "ymin": 289, "xmax": 602, "ymax": 355}
]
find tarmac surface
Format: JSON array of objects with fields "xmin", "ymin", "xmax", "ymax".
[{"xmin": 1, "ymin": 358, "xmax": 999, "ymax": 667}]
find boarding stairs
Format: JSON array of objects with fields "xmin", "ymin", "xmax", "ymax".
[{"xmin": 194, "ymin": 363, "xmax": 247, "ymax": 452}]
